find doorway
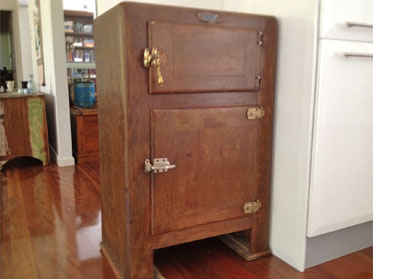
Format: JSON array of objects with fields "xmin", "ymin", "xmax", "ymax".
[{"xmin": 0, "ymin": 11, "xmax": 16, "ymax": 91}]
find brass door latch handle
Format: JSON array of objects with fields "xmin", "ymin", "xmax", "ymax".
[{"xmin": 143, "ymin": 47, "xmax": 164, "ymax": 86}]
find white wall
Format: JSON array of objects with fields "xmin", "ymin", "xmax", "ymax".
[
  {"xmin": 63, "ymin": 0, "xmax": 96, "ymax": 17},
  {"xmin": 28, "ymin": 0, "xmax": 74, "ymax": 166},
  {"xmin": 225, "ymin": 1, "xmax": 319, "ymax": 271},
  {"xmin": 97, "ymin": 0, "xmax": 318, "ymax": 271}
]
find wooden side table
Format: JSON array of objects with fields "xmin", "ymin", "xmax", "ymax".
[
  {"xmin": 70, "ymin": 106, "xmax": 99, "ymax": 163},
  {"xmin": 0, "ymin": 93, "xmax": 50, "ymax": 169}
]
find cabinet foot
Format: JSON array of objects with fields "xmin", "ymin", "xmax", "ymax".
[{"xmin": 218, "ymin": 232, "xmax": 271, "ymax": 261}]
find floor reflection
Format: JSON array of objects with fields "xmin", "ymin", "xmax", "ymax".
[
  {"xmin": 1, "ymin": 162, "xmax": 373, "ymax": 279},
  {"xmin": 1, "ymin": 162, "xmax": 115, "ymax": 279}
]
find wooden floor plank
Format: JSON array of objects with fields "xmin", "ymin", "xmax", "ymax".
[
  {"xmin": 1, "ymin": 169, "xmax": 39, "ymax": 279},
  {"xmin": 1, "ymin": 163, "xmax": 373, "ymax": 279}
]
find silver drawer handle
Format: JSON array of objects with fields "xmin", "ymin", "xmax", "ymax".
[
  {"xmin": 346, "ymin": 21, "xmax": 373, "ymax": 29},
  {"xmin": 343, "ymin": 52, "xmax": 373, "ymax": 58}
]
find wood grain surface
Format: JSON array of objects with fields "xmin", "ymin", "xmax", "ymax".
[
  {"xmin": 95, "ymin": 3, "xmax": 278, "ymax": 277},
  {"xmin": 70, "ymin": 106, "xmax": 99, "ymax": 163},
  {"xmin": 0, "ymin": 162, "xmax": 373, "ymax": 279},
  {"xmin": 0, "ymin": 94, "xmax": 49, "ymax": 168}
]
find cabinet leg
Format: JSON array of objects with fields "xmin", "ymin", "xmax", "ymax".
[
  {"xmin": 218, "ymin": 229, "xmax": 271, "ymax": 261},
  {"xmin": 249, "ymin": 221, "xmax": 270, "ymax": 254},
  {"xmin": 101, "ymin": 243, "xmax": 164, "ymax": 279}
]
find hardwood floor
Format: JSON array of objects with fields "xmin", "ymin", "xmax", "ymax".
[{"xmin": 1, "ymin": 162, "xmax": 373, "ymax": 279}]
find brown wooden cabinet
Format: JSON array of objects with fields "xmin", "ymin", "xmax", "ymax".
[
  {"xmin": 95, "ymin": 3, "xmax": 277, "ymax": 279},
  {"xmin": 70, "ymin": 106, "xmax": 99, "ymax": 163},
  {"xmin": 0, "ymin": 93, "xmax": 49, "ymax": 169}
]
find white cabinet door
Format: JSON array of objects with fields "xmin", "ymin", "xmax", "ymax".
[
  {"xmin": 307, "ymin": 40, "xmax": 372, "ymax": 237},
  {"xmin": 320, "ymin": 0, "xmax": 372, "ymax": 42}
]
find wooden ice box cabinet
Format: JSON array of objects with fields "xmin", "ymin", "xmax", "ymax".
[{"xmin": 95, "ymin": 3, "xmax": 277, "ymax": 279}]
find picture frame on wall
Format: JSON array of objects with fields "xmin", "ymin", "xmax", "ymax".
[{"xmin": 33, "ymin": 0, "xmax": 46, "ymax": 86}]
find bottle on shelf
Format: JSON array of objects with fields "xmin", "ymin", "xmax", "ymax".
[{"xmin": 27, "ymin": 74, "xmax": 34, "ymax": 94}]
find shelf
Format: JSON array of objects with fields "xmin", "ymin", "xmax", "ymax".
[
  {"xmin": 65, "ymin": 31, "xmax": 94, "ymax": 37},
  {"xmin": 73, "ymin": 45, "xmax": 95, "ymax": 50},
  {"xmin": 66, "ymin": 62, "xmax": 96, "ymax": 69}
]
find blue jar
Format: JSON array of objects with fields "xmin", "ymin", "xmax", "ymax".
[{"xmin": 74, "ymin": 82, "xmax": 95, "ymax": 108}]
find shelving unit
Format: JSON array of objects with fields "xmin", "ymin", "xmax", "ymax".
[
  {"xmin": 64, "ymin": 10, "xmax": 96, "ymax": 68},
  {"xmin": 64, "ymin": 10, "xmax": 99, "ymax": 164}
]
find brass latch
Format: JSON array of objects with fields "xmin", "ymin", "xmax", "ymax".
[
  {"xmin": 243, "ymin": 199, "xmax": 261, "ymax": 214},
  {"xmin": 144, "ymin": 158, "xmax": 176, "ymax": 173},
  {"xmin": 143, "ymin": 47, "xmax": 164, "ymax": 86},
  {"xmin": 247, "ymin": 107, "xmax": 265, "ymax": 120}
]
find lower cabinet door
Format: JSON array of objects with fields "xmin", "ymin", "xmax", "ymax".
[
  {"xmin": 307, "ymin": 39, "xmax": 373, "ymax": 237},
  {"xmin": 151, "ymin": 107, "xmax": 260, "ymax": 235}
]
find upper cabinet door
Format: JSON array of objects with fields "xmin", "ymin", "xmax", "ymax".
[
  {"xmin": 147, "ymin": 21, "xmax": 263, "ymax": 94},
  {"xmin": 307, "ymin": 40, "xmax": 372, "ymax": 237},
  {"xmin": 320, "ymin": 0, "xmax": 372, "ymax": 42}
]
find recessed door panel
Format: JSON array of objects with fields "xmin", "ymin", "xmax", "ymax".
[
  {"xmin": 147, "ymin": 21, "xmax": 262, "ymax": 94},
  {"xmin": 151, "ymin": 107, "xmax": 259, "ymax": 235}
]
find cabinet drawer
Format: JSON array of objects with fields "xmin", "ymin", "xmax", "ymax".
[
  {"xmin": 320, "ymin": 0, "xmax": 372, "ymax": 42},
  {"xmin": 307, "ymin": 40, "xmax": 372, "ymax": 237}
]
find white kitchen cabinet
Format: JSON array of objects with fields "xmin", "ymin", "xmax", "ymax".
[
  {"xmin": 307, "ymin": 40, "xmax": 373, "ymax": 237},
  {"xmin": 266, "ymin": 0, "xmax": 372, "ymax": 271},
  {"xmin": 320, "ymin": 0, "xmax": 373, "ymax": 41},
  {"xmin": 224, "ymin": 0, "xmax": 372, "ymax": 271}
]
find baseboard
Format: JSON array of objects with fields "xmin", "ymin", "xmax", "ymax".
[
  {"xmin": 305, "ymin": 221, "xmax": 373, "ymax": 269},
  {"xmin": 49, "ymin": 145, "xmax": 75, "ymax": 167},
  {"xmin": 270, "ymin": 247, "xmax": 306, "ymax": 272}
]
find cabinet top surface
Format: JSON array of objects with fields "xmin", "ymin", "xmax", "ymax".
[
  {"xmin": 0, "ymin": 92, "xmax": 45, "ymax": 99},
  {"xmin": 70, "ymin": 106, "xmax": 98, "ymax": 116}
]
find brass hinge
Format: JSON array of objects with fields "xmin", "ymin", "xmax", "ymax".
[
  {"xmin": 247, "ymin": 107, "xmax": 265, "ymax": 120},
  {"xmin": 243, "ymin": 199, "xmax": 261, "ymax": 214},
  {"xmin": 257, "ymin": 31, "xmax": 264, "ymax": 46}
]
